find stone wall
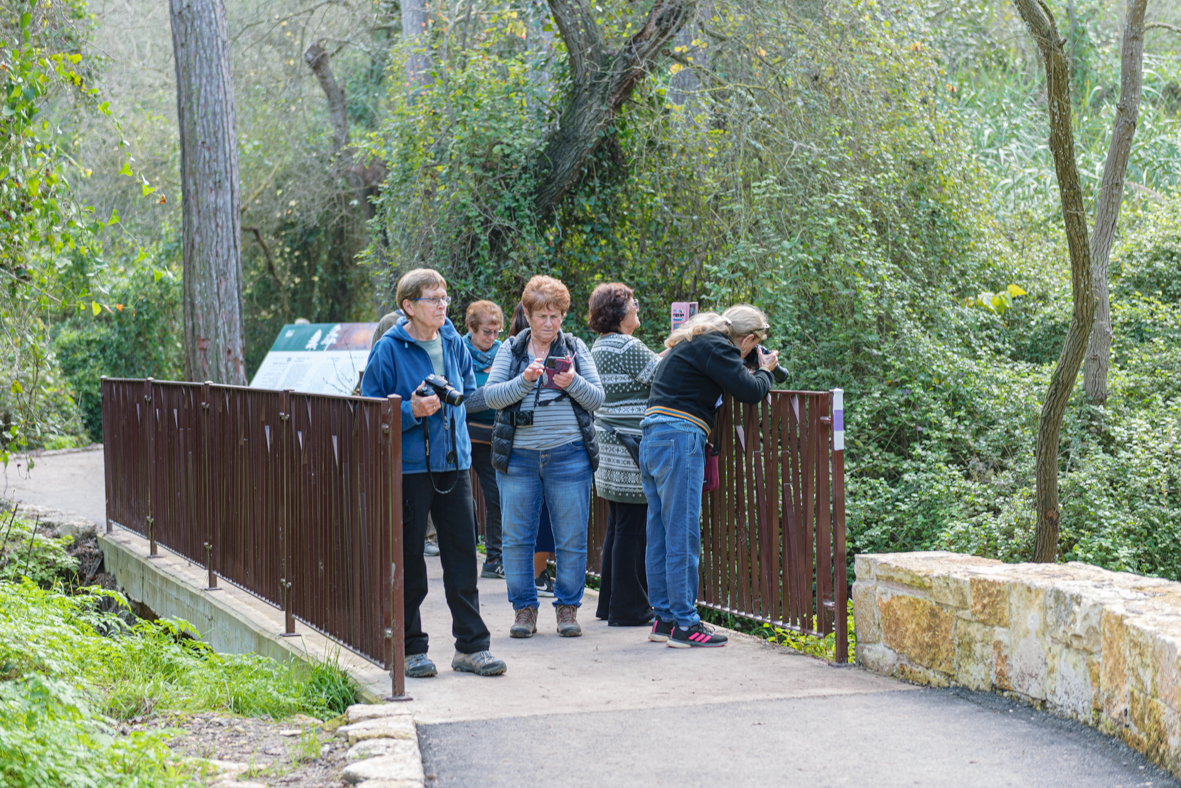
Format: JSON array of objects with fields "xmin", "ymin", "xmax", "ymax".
[{"xmin": 853, "ymin": 551, "xmax": 1181, "ymax": 777}]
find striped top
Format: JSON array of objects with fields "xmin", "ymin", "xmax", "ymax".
[
  {"xmin": 592, "ymin": 333, "xmax": 661, "ymax": 504},
  {"xmin": 483, "ymin": 333, "xmax": 604, "ymax": 451}
]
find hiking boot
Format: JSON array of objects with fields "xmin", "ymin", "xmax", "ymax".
[
  {"xmin": 452, "ymin": 650, "xmax": 507, "ymax": 676},
  {"xmin": 668, "ymin": 621, "xmax": 728, "ymax": 649},
  {"xmin": 648, "ymin": 616, "xmax": 674, "ymax": 643},
  {"xmin": 535, "ymin": 569, "xmax": 555, "ymax": 598},
  {"xmin": 481, "ymin": 560, "xmax": 505, "ymax": 579},
  {"xmin": 405, "ymin": 653, "xmax": 437, "ymax": 678},
  {"xmin": 556, "ymin": 604, "xmax": 582, "ymax": 638},
  {"xmin": 510, "ymin": 606, "xmax": 538, "ymax": 638}
]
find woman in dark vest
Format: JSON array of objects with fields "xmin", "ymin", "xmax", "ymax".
[{"xmin": 483, "ymin": 276, "xmax": 605, "ymax": 639}]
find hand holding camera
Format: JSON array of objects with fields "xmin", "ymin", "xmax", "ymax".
[
  {"xmin": 412, "ymin": 374, "xmax": 464, "ymax": 418},
  {"xmin": 411, "ymin": 387, "xmax": 440, "ymax": 419},
  {"xmin": 757, "ymin": 346, "xmax": 780, "ymax": 373}
]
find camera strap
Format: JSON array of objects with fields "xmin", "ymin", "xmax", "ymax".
[{"xmin": 422, "ymin": 408, "xmax": 460, "ymax": 495}]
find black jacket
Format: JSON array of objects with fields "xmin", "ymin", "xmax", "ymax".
[
  {"xmin": 645, "ymin": 331, "xmax": 773, "ymax": 434},
  {"xmin": 491, "ymin": 330, "xmax": 600, "ymax": 473}
]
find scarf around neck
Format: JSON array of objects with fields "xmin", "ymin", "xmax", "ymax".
[{"xmin": 463, "ymin": 333, "xmax": 500, "ymax": 371}]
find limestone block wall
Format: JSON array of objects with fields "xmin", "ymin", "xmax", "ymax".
[{"xmin": 854, "ymin": 551, "xmax": 1181, "ymax": 777}]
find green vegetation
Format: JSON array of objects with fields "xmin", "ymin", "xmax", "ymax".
[
  {"xmin": 700, "ymin": 602, "xmax": 857, "ymax": 663},
  {"xmin": 0, "ymin": 512, "xmax": 359, "ymax": 788},
  {"xmin": 6, "ymin": 0, "xmax": 1181, "ymax": 582}
]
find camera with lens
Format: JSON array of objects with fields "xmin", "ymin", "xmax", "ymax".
[
  {"xmin": 415, "ymin": 373, "xmax": 465, "ymax": 406},
  {"xmin": 508, "ymin": 410, "xmax": 534, "ymax": 426},
  {"xmin": 743, "ymin": 344, "xmax": 789, "ymax": 384}
]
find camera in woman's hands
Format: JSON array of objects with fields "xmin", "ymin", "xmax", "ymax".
[
  {"xmin": 416, "ymin": 374, "xmax": 465, "ymax": 406},
  {"xmin": 744, "ymin": 345, "xmax": 789, "ymax": 384}
]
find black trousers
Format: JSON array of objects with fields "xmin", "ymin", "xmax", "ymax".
[
  {"xmin": 403, "ymin": 470, "xmax": 491, "ymax": 656},
  {"xmin": 595, "ymin": 500, "xmax": 653, "ymax": 625},
  {"xmin": 470, "ymin": 441, "xmax": 502, "ymax": 563}
]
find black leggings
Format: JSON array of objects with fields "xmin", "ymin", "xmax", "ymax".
[{"xmin": 595, "ymin": 500, "xmax": 653, "ymax": 625}]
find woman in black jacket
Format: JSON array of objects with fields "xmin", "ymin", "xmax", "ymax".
[{"xmin": 640, "ymin": 305, "xmax": 780, "ymax": 648}]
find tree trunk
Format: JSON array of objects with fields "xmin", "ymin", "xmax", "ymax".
[
  {"xmin": 402, "ymin": 0, "xmax": 432, "ymax": 96},
  {"xmin": 532, "ymin": 0, "xmax": 696, "ymax": 216},
  {"xmin": 1013, "ymin": 0, "xmax": 1097, "ymax": 563},
  {"xmin": 1083, "ymin": 0, "xmax": 1147, "ymax": 405},
  {"xmin": 170, "ymin": 0, "xmax": 246, "ymax": 385}
]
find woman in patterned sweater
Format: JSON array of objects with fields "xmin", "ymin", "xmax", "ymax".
[{"xmin": 588, "ymin": 283, "xmax": 662, "ymax": 626}]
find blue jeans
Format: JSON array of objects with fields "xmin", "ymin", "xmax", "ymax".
[
  {"xmin": 497, "ymin": 440, "xmax": 592, "ymax": 610},
  {"xmin": 640, "ymin": 422, "xmax": 706, "ymax": 629}
]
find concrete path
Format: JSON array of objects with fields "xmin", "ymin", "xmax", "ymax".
[
  {"xmin": 3, "ymin": 447, "xmax": 107, "ymax": 526},
  {"xmin": 8, "ymin": 448, "xmax": 1179, "ymax": 787}
]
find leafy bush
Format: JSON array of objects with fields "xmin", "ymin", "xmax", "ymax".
[{"xmin": 52, "ymin": 249, "xmax": 183, "ymax": 442}]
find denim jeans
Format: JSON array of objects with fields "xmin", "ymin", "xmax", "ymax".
[
  {"xmin": 497, "ymin": 440, "xmax": 592, "ymax": 610},
  {"xmin": 640, "ymin": 421, "xmax": 706, "ymax": 629}
]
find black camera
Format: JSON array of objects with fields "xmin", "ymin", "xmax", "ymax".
[
  {"xmin": 415, "ymin": 373, "xmax": 465, "ymax": 406},
  {"xmin": 744, "ymin": 345, "xmax": 789, "ymax": 384},
  {"xmin": 509, "ymin": 410, "xmax": 534, "ymax": 426}
]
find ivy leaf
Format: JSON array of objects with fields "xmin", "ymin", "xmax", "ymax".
[
  {"xmin": 1007, "ymin": 284, "xmax": 1027, "ymax": 297},
  {"xmin": 92, "ymin": 301, "xmax": 101, "ymax": 316},
  {"xmin": 153, "ymin": 269, "xmax": 164, "ymax": 283},
  {"xmin": 10, "ymin": 380, "xmax": 22, "ymax": 395},
  {"xmin": 118, "ymin": 161, "xmax": 133, "ymax": 177}
]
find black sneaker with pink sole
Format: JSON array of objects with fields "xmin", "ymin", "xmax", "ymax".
[{"xmin": 668, "ymin": 621, "xmax": 728, "ymax": 648}]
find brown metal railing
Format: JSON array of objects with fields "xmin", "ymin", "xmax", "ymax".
[
  {"xmin": 470, "ymin": 389, "xmax": 848, "ymax": 662},
  {"xmin": 101, "ymin": 377, "xmax": 406, "ymax": 696}
]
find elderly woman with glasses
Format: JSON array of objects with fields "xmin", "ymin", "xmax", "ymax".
[
  {"xmin": 361, "ymin": 268, "xmax": 506, "ymax": 678},
  {"xmin": 587, "ymin": 283, "xmax": 661, "ymax": 627},
  {"xmin": 461, "ymin": 300, "xmax": 507, "ymax": 579},
  {"xmin": 483, "ymin": 275, "xmax": 605, "ymax": 639}
]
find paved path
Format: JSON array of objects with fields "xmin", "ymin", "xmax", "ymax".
[{"xmin": 8, "ymin": 448, "xmax": 1179, "ymax": 787}]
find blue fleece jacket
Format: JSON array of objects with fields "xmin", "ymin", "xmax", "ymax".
[{"xmin": 361, "ymin": 316, "xmax": 476, "ymax": 473}]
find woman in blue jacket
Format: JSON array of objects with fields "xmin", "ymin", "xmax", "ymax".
[{"xmin": 362, "ymin": 268, "xmax": 506, "ymax": 679}]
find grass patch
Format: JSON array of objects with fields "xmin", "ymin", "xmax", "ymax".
[{"xmin": 0, "ymin": 510, "xmax": 362, "ymax": 788}]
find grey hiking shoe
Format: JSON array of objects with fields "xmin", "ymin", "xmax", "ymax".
[
  {"xmin": 452, "ymin": 650, "xmax": 507, "ymax": 676},
  {"xmin": 556, "ymin": 604, "xmax": 581, "ymax": 637},
  {"xmin": 405, "ymin": 653, "xmax": 437, "ymax": 678},
  {"xmin": 510, "ymin": 606, "xmax": 538, "ymax": 638}
]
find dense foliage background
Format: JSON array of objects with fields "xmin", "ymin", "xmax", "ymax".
[{"xmin": 5, "ymin": 0, "xmax": 1181, "ymax": 580}]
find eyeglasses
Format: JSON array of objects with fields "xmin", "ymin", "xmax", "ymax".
[
  {"xmin": 414, "ymin": 295, "xmax": 452, "ymax": 307},
  {"xmin": 478, "ymin": 327, "xmax": 503, "ymax": 338},
  {"xmin": 630, "ymin": 298, "xmax": 639, "ymax": 310}
]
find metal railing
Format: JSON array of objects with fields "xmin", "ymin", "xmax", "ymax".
[
  {"xmin": 471, "ymin": 389, "xmax": 848, "ymax": 662},
  {"xmin": 101, "ymin": 378, "xmax": 406, "ymax": 696}
]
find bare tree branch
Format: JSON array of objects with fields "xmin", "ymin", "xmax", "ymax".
[
  {"xmin": 1083, "ymin": 0, "xmax": 1147, "ymax": 404},
  {"xmin": 1012, "ymin": 0, "xmax": 1096, "ymax": 562},
  {"xmin": 532, "ymin": 0, "xmax": 697, "ymax": 215}
]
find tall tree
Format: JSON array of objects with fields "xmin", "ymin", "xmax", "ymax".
[
  {"xmin": 1082, "ymin": 0, "xmax": 1148, "ymax": 404},
  {"xmin": 402, "ymin": 0, "xmax": 432, "ymax": 95},
  {"xmin": 1013, "ymin": 0, "xmax": 1096, "ymax": 563},
  {"xmin": 170, "ymin": 0, "xmax": 246, "ymax": 384},
  {"xmin": 532, "ymin": 0, "xmax": 696, "ymax": 216}
]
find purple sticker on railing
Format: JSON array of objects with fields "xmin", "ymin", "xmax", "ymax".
[{"xmin": 833, "ymin": 409, "xmax": 844, "ymax": 432}]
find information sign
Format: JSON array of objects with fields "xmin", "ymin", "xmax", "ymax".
[{"xmin": 249, "ymin": 323, "xmax": 377, "ymax": 396}]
